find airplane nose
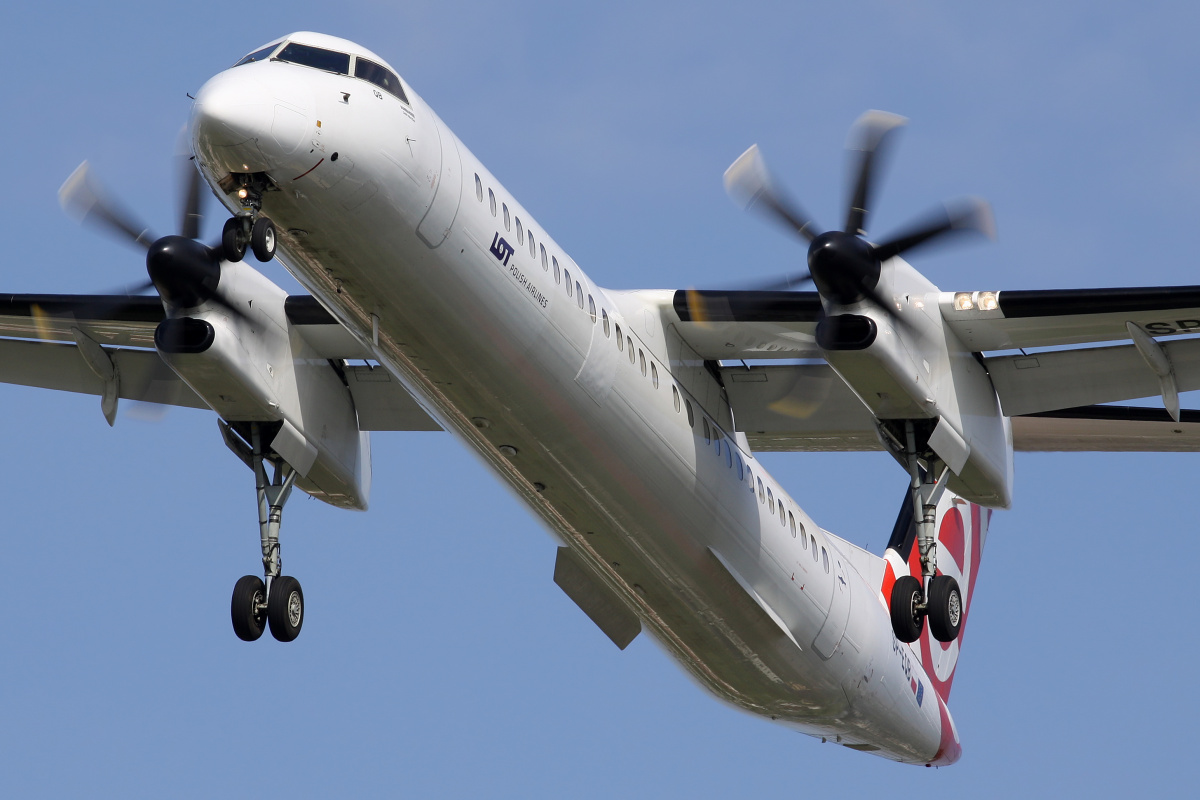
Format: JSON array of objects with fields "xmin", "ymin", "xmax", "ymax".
[
  {"xmin": 189, "ymin": 71, "xmax": 272, "ymax": 160},
  {"xmin": 190, "ymin": 67, "xmax": 315, "ymax": 175}
]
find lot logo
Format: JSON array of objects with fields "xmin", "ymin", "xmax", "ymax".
[{"xmin": 490, "ymin": 233, "xmax": 514, "ymax": 266}]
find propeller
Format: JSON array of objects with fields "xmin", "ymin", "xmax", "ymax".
[
  {"xmin": 713, "ymin": 110, "xmax": 995, "ymax": 337},
  {"xmin": 57, "ymin": 152, "xmax": 248, "ymax": 322}
]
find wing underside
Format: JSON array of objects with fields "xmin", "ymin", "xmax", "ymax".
[
  {"xmin": 656, "ymin": 285, "xmax": 1200, "ymax": 452},
  {"xmin": 0, "ymin": 293, "xmax": 440, "ymax": 431}
]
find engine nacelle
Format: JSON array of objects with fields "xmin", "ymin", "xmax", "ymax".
[
  {"xmin": 819, "ymin": 262, "xmax": 1013, "ymax": 509},
  {"xmin": 154, "ymin": 260, "xmax": 370, "ymax": 510}
]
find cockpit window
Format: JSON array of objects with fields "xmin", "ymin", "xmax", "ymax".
[
  {"xmin": 354, "ymin": 57, "xmax": 409, "ymax": 104},
  {"xmin": 233, "ymin": 43, "xmax": 279, "ymax": 67},
  {"xmin": 275, "ymin": 42, "xmax": 351, "ymax": 75}
]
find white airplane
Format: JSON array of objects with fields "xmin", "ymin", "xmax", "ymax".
[{"xmin": 8, "ymin": 31, "xmax": 1200, "ymax": 766}]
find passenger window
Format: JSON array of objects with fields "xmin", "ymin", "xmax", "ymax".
[
  {"xmin": 801, "ymin": 528, "xmax": 808, "ymax": 549},
  {"xmin": 553, "ymin": 257, "xmax": 561, "ymax": 284},
  {"xmin": 788, "ymin": 512, "xmax": 797, "ymax": 537},
  {"xmin": 529, "ymin": 233, "xmax": 536, "ymax": 258},
  {"xmin": 703, "ymin": 418, "xmax": 711, "ymax": 444},
  {"xmin": 603, "ymin": 310, "xmax": 610, "ymax": 337},
  {"xmin": 515, "ymin": 218, "xmax": 524, "ymax": 245},
  {"xmin": 615, "ymin": 324, "xmax": 623, "ymax": 350},
  {"xmin": 639, "ymin": 349, "xmax": 647, "ymax": 376},
  {"xmin": 627, "ymin": 338, "xmax": 635, "ymax": 363},
  {"xmin": 686, "ymin": 399, "xmax": 694, "ymax": 427},
  {"xmin": 715, "ymin": 436, "xmax": 721, "ymax": 456},
  {"xmin": 736, "ymin": 454, "xmax": 743, "ymax": 480},
  {"xmin": 651, "ymin": 362, "xmax": 659, "ymax": 388},
  {"xmin": 540, "ymin": 244, "xmax": 548, "ymax": 270},
  {"xmin": 475, "ymin": 174, "xmax": 483, "ymax": 202},
  {"xmin": 672, "ymin": 384, "xmax": 680, "ymax": 411},
  {"xmin": 747, "ymin": 469, "xmax": 754, "ymax": 492},
  {"xmin": 565, "ymin": 271, "xmax": 573, "ymax": 297},
  {"xmin": 489, "ymin": 189, "xmax": 497, "ymax": 216},
  {"xmin": 757, "ymin": 477, "xmax": 765, "ymax": 503},
  {"xmin": 779, "ymin": 501, "xmax": 786, "ymax": 524},
  {"xmin": 811, "ymin": 535, "xmax": 818, "ymax": 560},
  {"xmin": 726, "ymin": 444, "xmax": 732, "ymax": 468},
  {"xmin": 767, "ymin": 487, "xmax": 774, "ymax": 507},
  {"xmin": 576, "ymin": 283, "xmax": 584, "ymax": 309},
  {"xmin": 821, "ymin": 548, "xmax": 829, "ymax": 573},
  {"xmin": 588, "ymin": 295, "xmax": 597, "ymax": 323},
  {"xmin": 502, "ymin": 204, "xmax": 511, "ymax": 231}
]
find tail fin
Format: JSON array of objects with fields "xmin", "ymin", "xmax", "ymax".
[{"xmin": 880, "ymin": 487, "xmax": 990, "ymax": 704}]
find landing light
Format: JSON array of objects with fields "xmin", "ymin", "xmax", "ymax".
[
  {"xmin": 953, "ymin": 292, "xmax": 973, "ymax": 311},
  {"xmin": 978, "ymin": 291, "xmax": 998, "ymax": 311},
  {"xmin": 237, "ymin": 187, "xmax": 249, "ymax": 200}
]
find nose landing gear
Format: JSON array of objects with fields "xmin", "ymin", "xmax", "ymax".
[
  {"xmin": 229, "ymin": 422, "xmax": 305, "ymax": 642},
  {"xmin": 220, "ymin": 178, "xmax": 278, "ymax": 263}
]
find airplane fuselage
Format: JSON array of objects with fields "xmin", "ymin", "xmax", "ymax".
[{"xmin": 191, "ymin": 32, "xmax": 960, "ymax": 764}]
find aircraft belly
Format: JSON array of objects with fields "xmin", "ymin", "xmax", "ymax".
[{"xmin": 257, "ymin": 141, "xmax": 946, "ymax": 764}]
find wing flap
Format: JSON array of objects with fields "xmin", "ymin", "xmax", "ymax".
[
  {"xmin": 985, "ymin": 336, "xmax": 1200, "ymax": 416},
  {"xmin": 723, "ymin": 363, "xmax": 882, "ymax": 451},
  {"xmin": 0, "ymin": 339, "xmax": 207, "ymax": 409},
  {"xmin": 1013, "ymin": 406, "xmax": 1200, "ymax": 451}
]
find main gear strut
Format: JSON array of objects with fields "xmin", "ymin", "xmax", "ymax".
[
  {"xmin": 230, "ymin": 422, "xmax": 305, "ymax": 642},
  {"xmin": 889, "ymin": 420, "xmax": 964, "ymax": 644}
]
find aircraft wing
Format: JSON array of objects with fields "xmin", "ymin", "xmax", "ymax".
[
  {"xmin": 668, "ymin": 285, "xmax": 1200, "ymax": 358},
  {"xmin": 668, "ymin": 290, "xmax": 822, "ymax": 360},
  {"xmin": 724, "ymin": 363, "xmax": 1200, "ymax": 452},
  {"xmin": 661, "ymin": 287, "xmax": 1200, "ymax": 451},
  {"xmin": 0, "ymin": 293, "xmax": 440, "ymax": 431},
  {"xmin": 940, "ymin": 285, "xmax": 1200, "ymax": 350}
]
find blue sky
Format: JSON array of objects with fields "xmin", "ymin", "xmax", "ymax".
[{"xmin": 1, "ymin": 1, "xmax": 1197, "ymax": 796}]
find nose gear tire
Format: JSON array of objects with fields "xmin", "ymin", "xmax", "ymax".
[
  {"xmin": 221, "ymin": 217, "xmax": 246, "ymax": 262},
  {"xmin": 268, "ymin": 575, "xmax": 304, "ymax": 642},
  {"xmin": 890, "ymin": 575, "xmax": 924, "ymax": 643},
  {"xmin": 927, "ymin": 575, "xmax": 962, "ymax": 642},
  {"xmin": 251, "ymin": 217, "xmax": 276, "ymax": 262},
  {"xmin": 231, "ymin": 575, "xmax": 267, "ymax": 641}
]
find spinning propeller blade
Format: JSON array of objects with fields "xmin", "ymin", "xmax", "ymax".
[
  {"xmin": 872, "ymin": 197, "xmax": 996, "ymax": 262},
  {"xmin": 724, "ymin": 145, "xmax": 820, "ymax": 244},
  {"xmin": 59, "ymin": 162, "xmax": 156, "ymax": 249},
  {"xmin": 57, "ymin": 155, "xmax": 250, "ymax": 324},
  {"xmin": 715, "ymin": 110, "xmax": 995, "ymax": 341},
  {"xmin": 843, "ymin": 110, "xmax": 906, "ymax": 236}
]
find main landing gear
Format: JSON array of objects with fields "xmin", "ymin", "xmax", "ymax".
[
  {"xmin": 230, "ymin": 422, "xmax": 305, "ymax": 642},
  {"xmin": 888, "ymin": 420, "xmax": 963, "ymax": 644},
  {"xmin": 220, "ymin": 178, "xmax": 277, "ymax": 263}
]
